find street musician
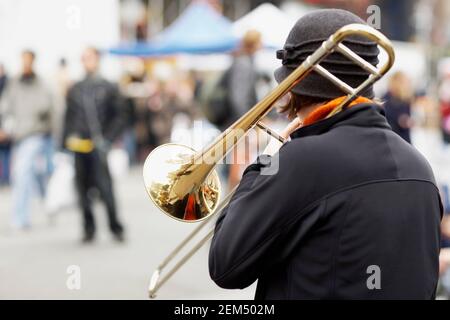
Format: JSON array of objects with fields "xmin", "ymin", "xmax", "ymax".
[{"xmin": 209, "ymin": 9, "xmax": 442, "ymax": 300}]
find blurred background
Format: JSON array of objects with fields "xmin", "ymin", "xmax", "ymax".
[{"xmin": 2, "ymin": 0, "xmax": 450, "ymax": 300}]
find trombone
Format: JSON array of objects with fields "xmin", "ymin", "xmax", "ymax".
[{"xmin": 143, "ymin": 23, "xmax": 395, "ymax": 298}]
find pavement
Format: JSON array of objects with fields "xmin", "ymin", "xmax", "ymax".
[{"xmin": 0, "ymin": 167, "xmax": 255, "ymax": 300}]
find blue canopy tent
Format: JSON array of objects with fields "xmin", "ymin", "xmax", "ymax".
[
  {"xmin": 110, "ymin": 2, "xmax": 239, "ymax": 56},
  {"xmin": 109, "ymin": 42, "xmax": 157, "ymax": 57}
]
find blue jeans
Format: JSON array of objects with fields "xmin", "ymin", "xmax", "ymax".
[
  {"xmin": 11, "ymin": 134, "xmax": 53, "ymax": 228},
  {"xmin": 0, "ymin": 143, "xmax": 11, "ymax": 185},
  {"xmin": 122, "ymin": 128, "xmax": 137, "ymax": 164}
]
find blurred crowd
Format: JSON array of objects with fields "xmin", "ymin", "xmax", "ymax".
[
  {"xmin": 0, "ymin": 31, "xmax": 268, "ymax": 242},
  {"xmin": 2, "ymin": 26, "xmax": 450, "ymax": 297}
]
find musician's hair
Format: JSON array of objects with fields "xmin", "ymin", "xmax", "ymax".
[{"xmin": 278, "ymin": 94, "xmax": 328, "ymax": 120}]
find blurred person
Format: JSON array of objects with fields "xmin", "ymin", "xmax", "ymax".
[
  {"xmin": 0, "ymin": 50, "xmax": 54, "ymax": 229},
  {"xmin": 119, "ymin": 58, "xmax": 154, "ymax": 162},
  {"xmin": 144, "ymin": 74, "xmax": 196, "ymax": 150},
  {"xmin": 0, "ymin": 63, "xmax": 10, "ymax": 186},
  {"xmin": 201, "ymin": 30, "xmax": 262, "ymax": 131},
  {"xmin": 412, "ymin": 91, "xmax": 435, "ymax": 128},
  {"xmin": 439, "ymin": 71, "xmax": 450, "ymax": 144},
  {"xmin": 121, "ymin": 92, "xmax": 138, "ymax": 165},
  {"xmin": 145, "ymin": 80, "xmax": 172, "ymax": 147},
  {"xmin": 55, "ymin": 58, "xmax": 71, "ymax": 98},
  {"xmin": 227, "ymin": 30, "xmax": 262, "ymax": 189},
  {"xmin": 229, "ymin": 30, "xmax": 262, "ymax": 117},
  {"xmin": 383, "ymin": 71, "xmax": 414, "ymax": 144},
  {"xmin": 53, "ymin": 58, "xmax": 72, "ymax": 147},
  {"xmin": 119, "ymin": 63, "xmax": 145, "ymax": 164},
  {"xmin": 227, "ymin": 29, "xmax": 262, "ymax": 128},
  {"xmin": 62, "ymin": 47, "xmax": 126, "ymax": 243},
  {"xmin": 438, "ymin": 185, "xmax": 450, "ymax": 297},
  {"xmin": 0, "ymin": 64, "xmax": 7, "ymax": 95},
  {"xmin": 190, "ymin": 70, "xmax": 204, "ymax": 103},
  {"xmin": 209, "ymin": 9, "xmax": 442, "ymax": 299},
  {"xmin": 165, "ymin": 73, "xmax": 197, "ymax": 121},
  {"xmin": 439, "ymin": 247, "xmax": 450, "ymax": 298}
]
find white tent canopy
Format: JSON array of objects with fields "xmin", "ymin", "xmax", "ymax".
[
  {"xmin": 280, "ymin": 1, "xmax": 317, "ymax": 23},
  {"xmin": 232, "ymin": 3, "xmax": 296, "ymax": 49}
]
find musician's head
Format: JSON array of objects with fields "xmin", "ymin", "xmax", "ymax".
[{"xmin": 275, "ymin": 9, "xmax": 380, "ymax": 119}]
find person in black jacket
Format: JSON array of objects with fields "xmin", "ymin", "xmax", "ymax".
[
  {"xmin": 63, "ymin": 47, "xmax": 126, "ymax": 243},
  {"xmin": 383, "ymin": 71, "xmax": 414, "ymax": 144},
  {"xmin": 209, "ymin": 9, "xmax": 442, "ymax": 300}
]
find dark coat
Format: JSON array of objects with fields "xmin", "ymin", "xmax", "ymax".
[
  {"xmin": 209, "ymin": 103, "xmax": 442, "ymax": 300},
  {"xmin": 383, "ymin": 92, "xmax": 412, "ymax": 144},
  {"xmin": 63, "ymin": 75, "xmax": 127, "ymax": 149},
  {"xmin": 228, "ymin": 55, "xmax": 258, "ymax": 120}
]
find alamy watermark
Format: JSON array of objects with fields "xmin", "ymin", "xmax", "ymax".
[
  {"xmin": 171, "ymin": 121, "xmax": 281, "ymax": 175},
  {"xmin": 366, "ymin": 265, "xmax": 381, "ymax": 290},
  {"xmin": 66, "ymin": 265, "xmax": 81, "ymax": 290},
  {"xmin": 66, "ymin": 5, "xmax": 81, "ymax": 30},
  {"xmin": 367, "ymin": 5, "xmax": 382, "ymax": 30}
]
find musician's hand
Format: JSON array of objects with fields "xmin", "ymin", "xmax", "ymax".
[
  {"xmin": 280, "ymin": 117, "xmax": 303, "ymax": 140},
  {"xmin": 262, "ymin": 118, "xmax": 302, "ymax": 156}
]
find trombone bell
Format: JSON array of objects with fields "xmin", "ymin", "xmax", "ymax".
[{"xmin": 143, "ymin": 143, "xmax": 221, "ymax": 222}]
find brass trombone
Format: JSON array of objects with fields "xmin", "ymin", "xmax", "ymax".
[{"xmin": 143, "ymin": 23, "xmax": 395, "ymax": 298}]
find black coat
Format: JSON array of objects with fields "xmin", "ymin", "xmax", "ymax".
[
  {"xmin": 63, "ymin": 75, "xmax": 127, "ymax": 148},
  {"xmin": 209, "ymin": 103, "xmax": 442, "ymax": 300},
  {"xmin": 383, "ymin": 92, "xmax": 412, "ymax": 143}
]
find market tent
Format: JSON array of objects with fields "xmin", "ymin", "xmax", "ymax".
[
  {"xmin": 232, "ymin": 3, "xmax": 296, "ymax": 49},
  {"xmin": 280, "ymin": 1, "xmax": 317, "ymax": 23},
  {"xmin": 109, "ymin": 42, "xmax": 157, "ymax": 57},
  {"xmin": 110, "ymin": 2, "xmax": 238, "ymax": 56}
]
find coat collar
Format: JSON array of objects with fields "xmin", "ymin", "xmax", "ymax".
[{"xmin": 290, "ymin": 103, "xmax": 390, "ymax": 140}]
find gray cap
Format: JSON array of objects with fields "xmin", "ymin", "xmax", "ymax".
[{"xmin": 275, "ymin": 9, "xmax": 379, "ymax": 99}]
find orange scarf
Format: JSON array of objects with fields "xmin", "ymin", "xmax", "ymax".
[{"xmin": 303, "ymin": 96, "xmax": 372, "ymax": 126}]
